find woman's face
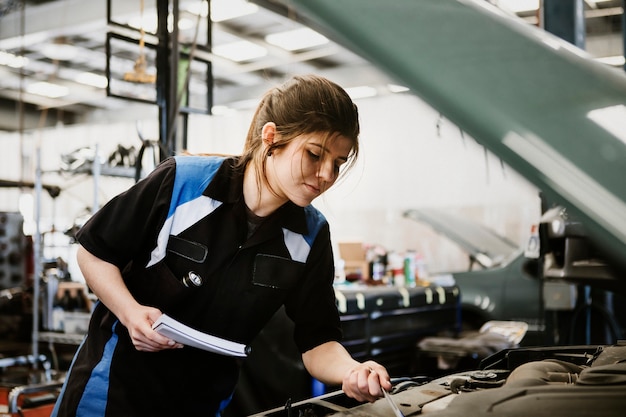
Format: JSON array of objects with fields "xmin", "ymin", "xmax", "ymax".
[{"xmin": 268, "ymin": 132, "xmax": 353, "ymax": 207}]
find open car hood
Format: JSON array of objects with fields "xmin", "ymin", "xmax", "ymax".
[
  {"xmin": 284, "ymin": 0, "xmax": 626, "ymax": 275},
  {"xmin": 403, "ymin": 208, "xmax": 519, "ymax": 268}
]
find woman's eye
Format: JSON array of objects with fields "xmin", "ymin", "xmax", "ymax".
[{"xmin": 308, "ymin": 151, "xmax": 320, "ymax": 160}]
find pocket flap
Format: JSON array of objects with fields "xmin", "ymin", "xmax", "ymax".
[
  {"xmin": 167, "ymin": 235, "xmax": 208, "ymax": 263},
  {"xmin": 252, "ymin": 254, "xmax": 303, "ymax": 289}
]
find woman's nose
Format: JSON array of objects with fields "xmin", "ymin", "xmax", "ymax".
[{"xmin": 317, "ymin": 159, "xmax": 335, "ymax": 182}]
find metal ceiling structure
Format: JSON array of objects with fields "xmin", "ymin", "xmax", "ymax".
[{"xmin": 0, "ymin": 0, "xmax": 623, "ymax": 133}]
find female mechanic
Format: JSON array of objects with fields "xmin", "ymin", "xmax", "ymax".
[{"xmin": 51, "ymin": 74, "xmax": 392, "ymax": 417}]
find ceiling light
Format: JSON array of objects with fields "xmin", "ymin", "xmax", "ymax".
[
  {"xmin": 213, "ymin": 40, "xmax": 267, "ymax": 62},
  {"xmin": 178, "ymin": 17, "xmax": 195, "ymax": 30},
  {"xmin": 41, "ymin": 44, "xmax": 79, "ymax": 61},
  {"xmin": 75, "ymin": 72, "xmax": 108, "ymax": 89},
  {"xmin": 128, "ymin": 15, "xmax": 157, "ymax": 33},
  {"xmin": 0, "ymin": 51, "xmax": 28, "ymax": 68},
  {"xmin": 26, "ymin": 81, "xmax": 69, "ymax": 98},
  {"xmin": 186, "ymin": 0, "xmax": 258, "ymax": 22},
  {"xmin": 345, "ymin": 86, "xmax": 378, "ymax": 100},
  {"xmin": 212, "ymin": 0, "xmax": 258, "ymax": 22},
  {"xmin": 265, "ymin": 28, "xmax": 329, "ymax": 51},
  {"xmin": 496, "ymin": 0, "xmax": 539, "ymax": 13}
]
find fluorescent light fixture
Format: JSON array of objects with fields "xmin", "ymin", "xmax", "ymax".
[
  {"xmin": 0, "ymin": 51, "xmax": 29, "ymax": 68},
  {"xmin": 345, "ymin": 86, "xmax": 377, "ymax": 100},
  {"xmin": 41, "ymin": 44, "xmax": 79, "ymax": 61},
  {"xmin": 75, "ymin": 72, "xmax": 108, "ymax": 89},
  {"xmin": 595, "ymin": 55, "xmax": 626, "ymax": 67},
  {"xmin": 213, "ymin": 40, "xmax": 267, "ymax": 62},
  {"xmin": 128, "ymin": 15, "xmax": 157, "ymax": 33},
  {"xmin": 212, "ymin": 0, "xmax": 258, "ymax": 22},
  {"xmin": 26, "ymin": 81, "xmax": 69, "ymax": 98},
  {"xmin": 388, "ymin": 84, "xmax": 409, "ymax": 93},
  {"xmin": 178, "ymin": 17, "xmax": 195, "ymax": 31},
  {"xmin": 265, "ymin": 28, "xmax": 329, "ymax": 51},
  {"xmin": 186, "ymin": 0, "xmax": 258, "ymax": 22},
  {"xmin": 496, "ymin": 0, "xmax": 539, "ymax": 13}
]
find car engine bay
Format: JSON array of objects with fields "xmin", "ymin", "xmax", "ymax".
[{"xmin": 254, "ymin": 342, "xmax": 626, "ymax": 416}]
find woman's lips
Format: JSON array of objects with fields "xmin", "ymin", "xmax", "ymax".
[{"xmin": 304, "ymin": 183, "xmax": 320, "ymax": 195}]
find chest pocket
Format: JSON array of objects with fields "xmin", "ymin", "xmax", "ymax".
[
  {"xmin": 252, "ymin": 254, "xmax": 303, "ymax": 290},
  {"xmin": 167, "ymin": 235, "xmax": 208, "ymax": 263},
  {"xmin": 126, "ymin": 235, "xmax": 209, "ymax": 311}
]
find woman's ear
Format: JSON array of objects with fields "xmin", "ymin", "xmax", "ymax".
[{"xmin": 262, "ymin": 122, "xmax": 277, "ymax": 149}]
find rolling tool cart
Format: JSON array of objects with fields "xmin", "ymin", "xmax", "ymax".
[{"xmin": 334, "ymin": 284, "xmax": 461, "ymax": 376}]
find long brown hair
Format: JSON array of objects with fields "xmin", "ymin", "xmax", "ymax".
[{"xmin": 237, "ymin": 74, "xmax": 360, "ymax": 194}]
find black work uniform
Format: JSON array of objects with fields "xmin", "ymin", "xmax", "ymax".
[{"xmin": 51, "ymin": 156, "xmax": 342, "ymax": 417}]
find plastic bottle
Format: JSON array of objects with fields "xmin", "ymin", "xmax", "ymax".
[
  {"xmin": 404, "ymin": 250, "xmax": 416, "ymax": 287},
  {"xmin": 415, "ymin": 252, "xmax": 429, "ymax": 281},
  {"xmin": 387, "ymin": 251, "xmax": 404, "ymax": 287}
]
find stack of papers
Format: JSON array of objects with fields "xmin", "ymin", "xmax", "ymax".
[{"xmin": 152, "ymin": 314, "xmax": 250, "ymax": 357}]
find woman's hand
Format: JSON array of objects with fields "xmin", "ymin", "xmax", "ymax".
[
  {"xmin": 122, "ymin": 304, "xmax": 183, "ymax": 352},
  {"xmin": 341, "ymin": 360, "xmax": 392, "ymax": 403},
  {"xmin": 302, "ymin": 342, "xmax": 392, "ymax": 403},
  {"xmin": 77, "ymin": 246, "xmax": 182, "ymax": 352}
]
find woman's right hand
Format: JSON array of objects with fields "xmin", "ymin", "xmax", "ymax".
[
  {"xmin": 123, "ymin": 304, "xmax": 183, "ymax": 352},
  {"xmin": 77, "ymin": 246, "xmax": 183, "ymax": 352}
]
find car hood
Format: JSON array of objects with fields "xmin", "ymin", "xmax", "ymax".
[
  {"xmin": 284, "ymin": 0, "xmax": 626, "ymax": 275},
  {"xmin": 403, "ymin": 208, "xmax": 519, "ymax": 268}
]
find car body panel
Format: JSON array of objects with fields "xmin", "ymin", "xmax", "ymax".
[
  {"xmin": 403, "ymin": 208, "xmax": 543, "ymax": 343},
  {"xmin": 403, "ymin": 208, "xmax": 519, "ymax": 269},
  {"xmin": 453, "ymin": 253, "xmax": 544, "ymax": 343}
]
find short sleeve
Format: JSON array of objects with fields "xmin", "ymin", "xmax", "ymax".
[{"xmin": 76, "ymin": 158, "xmax": 177, "ymax": 269}]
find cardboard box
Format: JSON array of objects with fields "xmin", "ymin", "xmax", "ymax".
[{"xmin": 338, "ymin": 242, "xmax": 369, "ymax": 280}]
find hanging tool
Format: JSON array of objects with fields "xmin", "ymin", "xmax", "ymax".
[{"xmin": 124, "ymin": 0, "xmax": 156, "ymax": 83}]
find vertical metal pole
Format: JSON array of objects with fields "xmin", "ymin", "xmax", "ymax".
[
  {"xmin": 92, "ymin": 144, "xmax": 100, "ymax": 213},
  {"xmin": 623, "ymin": 0, "xmax": 626, "ymax": 72},
  {"xmin": 32, "ymin": 147, "xmax": 42, "ymax": 363},
  {"xmin": 170, "ymin": 0, "xmax": 180, "ymax": 155},
  {"xmin": 207, "ymin": 0, "xmax": 213, "ymax": 116},
  {"xmin": 542, "ymin": 0, "xmax": 586, "ymax": 49},
  {"xmin": 156, "ymin": 0, "xmax": 171, "ymax": 161}
]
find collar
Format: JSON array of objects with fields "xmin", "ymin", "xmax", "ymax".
[{"xmin": 204, "ymin": 156, "xmax": 310, "ymax": 236}]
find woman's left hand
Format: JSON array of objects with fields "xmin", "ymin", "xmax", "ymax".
[{"xmin": 341, "ymin": 361, "xmax": 392, "ymax": 403}]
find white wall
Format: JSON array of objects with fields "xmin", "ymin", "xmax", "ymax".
[
  {"xmin": 0, "ymin": 92, "xmax": 541, "ymax": 277},
  {"xmin": 187, "ymin": 93, "xmax": 541, "ymax": 272}
]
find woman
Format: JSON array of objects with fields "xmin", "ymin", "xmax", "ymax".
[{"xmin": 51, "ymin": 74, "xmax": 391, "ymax": 417}]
